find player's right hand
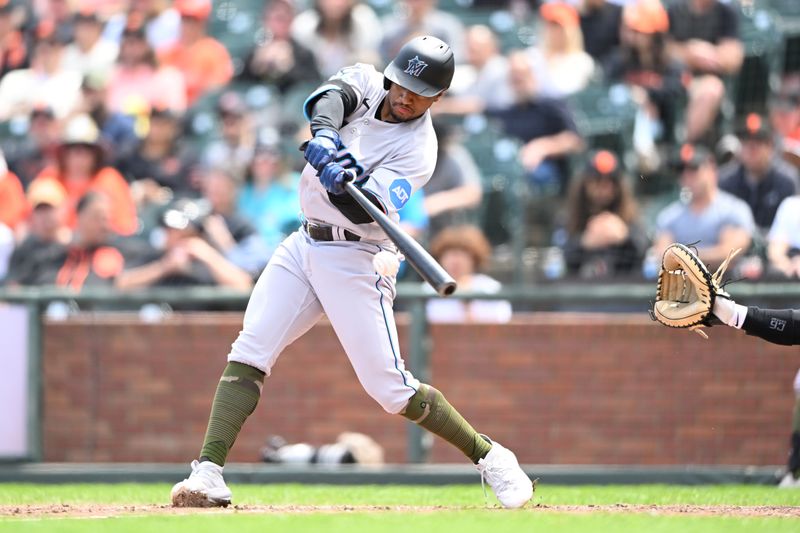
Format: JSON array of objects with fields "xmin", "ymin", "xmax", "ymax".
[
  {"xmin": 304, "ymin": 129, "xmax": 340, "ymax": 171},
  {"xmin": 319, "ymin": 162, "xmax": 347, "ymax": 195}
]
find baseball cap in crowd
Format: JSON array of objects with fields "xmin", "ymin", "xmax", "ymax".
[
  {"xmin": 670, "ymin": 143, "xmax": 714, "ymax": 172},
  {"xmin": 175, "ymin": 0, "xmax": 212, "ymax": 20},
  {"xmin": 586, "ymin": 150, "xmax": 620, "ymax": 179},
  {"xmin": 735, "ymin": 113, "xmax": 772, "ymax": 142},
  {"xmin": 74, "ymin": 9, "xmax": 101, "ymax": 25},
  {"xmin": 27, "ymin": 179, "xmax": 66, "ymax": 209},
  {"xmin": 540, "ymin": 2, "xmax": 579, "ymax": 28},
  {"xmin": 623, "ymin": 0, "xmax": 669, "ymax": 34},
  {"xmin": 160, "ymin": 198, "xmax": 211, "ymax": 231}
]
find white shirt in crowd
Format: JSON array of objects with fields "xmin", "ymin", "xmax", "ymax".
[
  {"xmin": 768, "ymin": 195, "xmax": 800, "ymax": 249},
  {"xmin": 425, "ymin": 274, "xmax": 512, "ymax": 324}
]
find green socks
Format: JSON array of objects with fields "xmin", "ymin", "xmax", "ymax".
[
  {"xmin": 792, "ymin": 396, "xmax": 800, "ymax": 433},
  {"xmin": 199, "ymin": 362, "xmax": 265, "ymax": 466},
  {"xmin": 401, "ymin": 384, "xmax": 492, "ymax": 464}
]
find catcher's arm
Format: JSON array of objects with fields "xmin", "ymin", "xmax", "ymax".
[{"xmin": 714, "ymin": 299, "xmax": 800, "ymax": 346}]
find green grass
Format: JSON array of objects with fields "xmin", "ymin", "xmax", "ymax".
[{"xmin": 1, "ymin": 484, "xmax": 799, "ymax": 533}]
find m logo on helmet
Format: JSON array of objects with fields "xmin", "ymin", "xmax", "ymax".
[{"xmin": 404, "ymin": 56, "xmax": 428, "ymax": 77}]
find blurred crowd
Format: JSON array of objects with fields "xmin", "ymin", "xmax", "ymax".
[{"xmin": 1, "ymin": 0, "xmax": 800, "ymax": 307}]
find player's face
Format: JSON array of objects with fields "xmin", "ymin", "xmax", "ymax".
[{"xmin": 384, "ymin": 83, "xmax": 441, "ymax": 123}]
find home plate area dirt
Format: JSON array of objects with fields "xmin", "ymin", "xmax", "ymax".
[{"xmin": 2, "ymin": 503, "xmax": 800, "ymax": 519}]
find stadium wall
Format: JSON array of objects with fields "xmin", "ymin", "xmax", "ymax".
[{"xmin": 40, "ymin": 313, "xmax": 800, "ymax": 465}]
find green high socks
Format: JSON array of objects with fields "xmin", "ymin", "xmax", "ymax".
[
  {"xmin": 199, "ymin": 362, "xmax": 265, "ymax": 466},
  {"xmin": 401, "ymin": 384, "xmax": 492, "ymax": 464}
]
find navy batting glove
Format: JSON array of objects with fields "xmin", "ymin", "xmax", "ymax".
[
  {"xmin": 319, "ymin": 162, "xmax": 347, "ymax": 195},
  {"xmin": 304, "ymin": 129, "xmax": 339, "ymax": 171}
]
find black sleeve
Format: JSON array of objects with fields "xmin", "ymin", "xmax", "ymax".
[
  {"xmin": 742, "ymin": 306, "xmax": 800, "ymax": 346},
  {"xmin": 717, "ymin": 3, "xmax": 739, "ymax": 41},
  {"xmin": 550, "ymin": 99, "xmax": 578, "ymax": 134},
  {"xmin": 328, "ymin": 186, "xmax": 387, "ymax": 225},
  {"xmin": 306, "ymin": 81, "xmax": 360, "ymax": 134}
]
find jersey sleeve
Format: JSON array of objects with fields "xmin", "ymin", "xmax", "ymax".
[{"xmin": 302, "ymin": 63, "xmax": 377, "ymax": 122}]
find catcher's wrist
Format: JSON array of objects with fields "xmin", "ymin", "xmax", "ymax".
[{"xmin": 712, "ymin": 298, "xmax": 748, "ymax": 329}]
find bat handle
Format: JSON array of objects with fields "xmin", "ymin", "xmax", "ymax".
[{"xmin": 342, "ymin": 168, "xmax": 358, "ymax": 183}]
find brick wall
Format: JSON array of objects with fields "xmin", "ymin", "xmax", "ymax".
[{"xmin": 42, "ymin": 313, "xmax": 800, "ymax": 465}]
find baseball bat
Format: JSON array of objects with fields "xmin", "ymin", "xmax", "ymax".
[{"xmin": 342, "ymin": 172, "xmax": 457, "ymax": 296}]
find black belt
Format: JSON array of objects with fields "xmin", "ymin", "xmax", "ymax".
[{"xmin": 304, "ymin": 221, "xmax": 361, "ymax": 242}]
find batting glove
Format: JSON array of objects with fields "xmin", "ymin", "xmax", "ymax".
[
  {"xmin": 304, "ymin": 129, "xmax": 340, "ymax": 171},
  {"xmin": 319, "ymin": 162, "xmax": 348, "ymax": 195}
]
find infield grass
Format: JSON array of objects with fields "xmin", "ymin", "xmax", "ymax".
[{"xmin": 1, "ymin": 484, "xmax": 799, "ymax": 532}]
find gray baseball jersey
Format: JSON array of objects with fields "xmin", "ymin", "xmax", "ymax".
[
  {"xmin": 227, "ymin": 63, "xmax": 438, "ymax": 413},
  {"xmin": 300, "ymin": 63, "xmax": 438, "ymax": 242}
]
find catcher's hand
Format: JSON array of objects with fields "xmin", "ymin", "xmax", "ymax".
[{"xmin": 651, "ymin": 243, "xmax": 740, "ymax": 339}]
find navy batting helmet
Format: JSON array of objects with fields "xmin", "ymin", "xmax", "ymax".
[{"xmin": 383, "ymin": 36, "xmax": 455, "ymax": 97}]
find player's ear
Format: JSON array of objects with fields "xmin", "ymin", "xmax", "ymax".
[{"xmin": 432, "ymin": 90, "xmax": 446, "ymax": 103}]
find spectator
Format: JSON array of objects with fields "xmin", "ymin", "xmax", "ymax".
[
  {"xmin": 3, "ymin": 180, "xmax": 67, "ymax": 284},
  {"xmin": 4, "ymin": 192, "xmax": 135, "ymax": 288},
  {"xmin": 104, "ymin": 0, "xmax": 181, "ymax": 52},
  {"xmin": 33, "ymin": 0, "xmax": 76, "ymax": 43},
  {"xmin": 60, "ymin": 10, "xmax": 119, "ymax": 78},
  {"xmin": 488, "ymin": 50, "xmax": 583, "ymax": 194},
  {"xmin": 238, "ymin": 143, "xmax": 301, "ymax": 250},
  {"xmin": 606, "ymin": 0, "xmax": 685, "ymax": 168},
  {"xmin": 667, "ymin": 0, "xmax": 744, "ymax": 143},
  {"xmin": 766, "ymin": 195, "xmax": 800, "ymax": 279},
  {"xmin": 200, "ymin": 167, "xmax": 272, "ymax": 277},
  {"xmin": 74, "ymin": 71, "xmax": 139, "ymax": 157},
  {"xmin": 652, "ymin": 144, "xmax": 754, "ymax": 269},
  {"xmin": 380, "ymin": 0, "xmax": 466, "ymax": 66},
  {"xmin": 527, "ymin": 2, "xmax": 594, "ymax": 99},
  {"xmin": 2, "ymin": 105, "xmax": 61, "ymax": 186},
  {"xmin": 434, "ymin": 25, "xmax": 514, "ymax": 115},
  {"xmin": 28, "ymin": 114, "xmax": 138, "ymax": 236},
  {"xmin": 116, "ymin": 197, "xmax": 253, "ymax": 290},
  {"xmin": 425, "ymin": 225, "xmax": 511, "ymax": 324},
  {"xmin": 239, "ymin": 0, "xmax": 321, "ymax": 95},
  {"xmin": 769, "ymin": 89, "xmax": 800, "ymax": 171},
  {"xmin": 261, "ymin": 432, "xmax": 384, "ymax": 465},
  {"xmin": 291, "ymin": 0, "xmax": 381, "ymax": 78},
  {"xmin": 579, "ymin": 0, "xmax": 622, "ymax": 69},
  {"xmin": 117, "ymin": 105, "xmax": 199, "ymax": 202},
  {"xmin": 0, "ymin": 0, "xmax": 30, "ymax": 78},
  {"xmin": 0, "ymin": 154, "xmax": 28, "ymax": 234},
  {"xmin": 158, "ymin": 0, "xmax": 233, "ymax": 105},
  {"xmin": 0, "ymin": 22, "xmax": 82, "ymax": 120},
  {"xmin": 106, "ymin": 16, "xmax": 187, "ymax": 115},
  {"xmin": 203, "ymin": 92, "xmax": 256, "ymax": 182},
  {"xmin": 560, "ymin": 150, "xmax": 648, "ymax": 278},
  {"xmin": 718, "ymin": 113, "xmax": 798, "ymax": 232},
  {"xmin": 423, "ymin": 120, "xmax": 482, "ymax": 236}
]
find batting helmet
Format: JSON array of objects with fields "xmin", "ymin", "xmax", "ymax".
[{"xmin": 383, "ymin": 36, "xmax": 455, "ymax": 97}]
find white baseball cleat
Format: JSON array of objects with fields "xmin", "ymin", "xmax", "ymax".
[
  {"xmin": 171, "ymin": 460, "xmax": 233, "ymax": 507},
  {"xmin": 476, "ymin": 440, "xmax": 534, "ymax": 508},
  {"xmin": 778, "ymin": 472, "xmax": 800, "ymax": 489}
]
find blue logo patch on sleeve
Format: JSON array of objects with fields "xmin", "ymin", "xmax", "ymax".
[{"xmin": 389, "ymin": 179, "xmax": 412, "ymax": 210}]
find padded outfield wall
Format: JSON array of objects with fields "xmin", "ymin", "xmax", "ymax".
[{"xmin": 35, "ymin": 312, "xmax": 800, "ymax": 466}]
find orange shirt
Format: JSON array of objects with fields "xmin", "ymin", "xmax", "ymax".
[
  {"xmin": 159, "ymin": 37, "xmax": 233, "ymax": 105},
  {"xmin": 0, "ymin": 170, "xmax": 29, "ymax": 229},
  {"xmin": 29, "ymin": 166, "xmax": 138, "ymax": 236}
]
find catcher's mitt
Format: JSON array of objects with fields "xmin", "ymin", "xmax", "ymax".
[{"xmin": 651, "ymin": 243, "xmax": 740, "ymax": 339}]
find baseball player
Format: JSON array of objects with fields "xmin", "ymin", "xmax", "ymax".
[
  {"xmin": 171, "ymin": 36, "xmax": 533, "ymax": 509},
  {"xmin": 712, "ymin": 298, "xmax": 800, "ymax": 488}
]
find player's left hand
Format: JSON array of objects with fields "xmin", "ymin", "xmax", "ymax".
[{"xmin": 319, "ymin": 162, "xmax": 347, "ymax": 195}]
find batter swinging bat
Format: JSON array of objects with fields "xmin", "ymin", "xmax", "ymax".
[{"xmin": 342, "ymin": 171, "xmax": 457, "ymax": 296}]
